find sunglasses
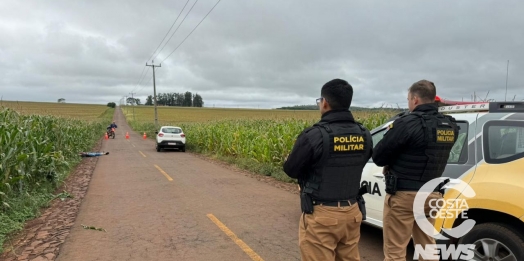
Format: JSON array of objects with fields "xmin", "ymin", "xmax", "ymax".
[{"xmin": 316, "ymin": 97, "xmax": 325, "ymax": 106}]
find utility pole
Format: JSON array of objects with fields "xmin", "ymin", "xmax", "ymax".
[
  {"xmin": 129, "ymin": 92, "xmax": 136, "ymax": 121},
  {"xmin": 146, "ymin": 60, "xmax": 161, "ymax": 129}
]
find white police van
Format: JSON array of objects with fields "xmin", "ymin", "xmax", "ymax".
[{"xmin": 361, "ymin": 98, "xmax": 524, "ymax": 260}]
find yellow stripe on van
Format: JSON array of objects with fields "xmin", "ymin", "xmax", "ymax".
[{"xmin": 436, "ymin": 158, "xmax": 524, "ymax": 232}]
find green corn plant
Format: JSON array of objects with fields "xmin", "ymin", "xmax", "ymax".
[{"xmin": 0, "ymin": 107, "xmax": 112, "ymax": 208}]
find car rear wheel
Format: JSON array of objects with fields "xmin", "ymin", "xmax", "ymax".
[
  {"xmin": 457, "ymin": 223, "xmax": 524, "ymax": 261},
  {"xmin": 156, "ymin": 144, "xmax": 161, "ymax": 152},
  {"xmin": 181, "ymin": 146, "xmax": 185, "ymax": 152}
]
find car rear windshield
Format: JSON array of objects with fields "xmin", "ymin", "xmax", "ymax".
[{"xmin": 162, "ymin": 128, "xmax": 182, "ymax": 134}]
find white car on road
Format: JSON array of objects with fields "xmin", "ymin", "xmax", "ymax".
[{"xmin": 155, "ymin": 126, "xmax": 186, "ymax": 152}]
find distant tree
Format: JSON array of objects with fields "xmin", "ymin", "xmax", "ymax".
[
  {"xmin": 175, "ymin": 93, "xmax": 184, "ymax": 106},
  {"xmin": 193, "ymin": 94, "xmax": 204, "ymax": 107},
  {"xmin": 183, "ymin": 91, "xmax": 192, "ymax": 107},
  {"xmin": 157, "ymin": 93, "xmax": 166, "ymax": 106},
  {"xmin": 145, "ymin": 95, "xmax": 153, "ymax": 106},
  {"xmin": 126, "ymin": 97, "xmax": 140, "ymax": 105},
  {"xmin": 107, "ymin": 102, "xmax": 116, "ymax": 108},
  {"xmin": 57, "ymin": 98, "xmax": 66, "ymax": 103}
]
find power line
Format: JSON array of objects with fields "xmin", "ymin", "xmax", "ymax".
[
  {"xmin": 160, "ymin": 0, "xmax": 222, "ymax": 64},
  {"xmin": 130, "ymin": 0, "xmax": 194, "ymax": 95},
  {"xmin": 130, "ymin": 0, "xmax": 221, "ymax": 100},
  {"xmin": 130, "ymin": 65, "xmax": 148, "ymax": 94},
  {"xmin": 130, "ymin": 0, "xmax": 190, "ymax": 94},
  {"xmin": 146, "ymin": 0, "xmax": 191, "ymax": 63},
  {"xmin": 131, "ymin": 66, "xmax": 151, "ymax": 93},
  {"xmin": 135, "ymin": 69, "xmax": 159, "ymax": 96},
  {"xmin": 152, "ymin": 0, "xmax": 200, "ymax": 62}
]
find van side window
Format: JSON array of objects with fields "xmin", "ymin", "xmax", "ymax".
[
  {"xmin": 448, "ymin": 121, "xmax": 468, "ymax": 164},
  {"xmin": 483, "ymin": 121, "xmax": 524, "ymax": 164},
  {"xmin": 372, "ymin": 129, "xmax": 387, "ymax": 149}
]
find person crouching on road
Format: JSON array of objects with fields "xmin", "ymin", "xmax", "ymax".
[
  {"xmin": 283, "ymin": 79, "xmax": 372, "ymax": 261},
  {"xmin": 372, "ymin": 80, "xmax": 459, "ymax": 261}
]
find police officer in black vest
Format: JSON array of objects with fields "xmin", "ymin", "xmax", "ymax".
[
  {"xmin": 284, "ymin": 79, "xmax": 372, "ymax": 261},
  {"xmin": 372, "ymin": 80, "xmax": 459, "ymax": 261}
]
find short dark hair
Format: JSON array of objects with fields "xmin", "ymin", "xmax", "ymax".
[
  {"xmin": 408, "ymin": 80, "xmax": 436, "ymax": 103},
  {"xmin": 321, "ymin": 79, "xmax": 353, "ymax": 110}
]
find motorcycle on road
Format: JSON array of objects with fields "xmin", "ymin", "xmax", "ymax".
[{"xmin": 107, "ymin": 128, "xmax": 116, "ymax": 139}]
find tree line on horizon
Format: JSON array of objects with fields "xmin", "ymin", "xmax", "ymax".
[
  {"xmin": 144, "ymin": 91, "xmax": 204, "ymax": 107},
  {"xmin": 107, "ymin": 91, "xmax": 204, "ymax": 108}
]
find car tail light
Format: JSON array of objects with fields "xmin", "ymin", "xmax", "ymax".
[
  {"xmin": 181, "ymin": 134, "xmax": 185, "ymax": 138},
  {"xmin": 158, "ymin": 133, "xmax": 164, "ymax": 137}
]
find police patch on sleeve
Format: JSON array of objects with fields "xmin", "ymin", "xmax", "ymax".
[
  {"xmin": 331, "ymin": 134, "xmax": 366, "ymax": 153},
  {"xmin": 436, "ymin": 128, "xmax": 455, "ymax": 143}
]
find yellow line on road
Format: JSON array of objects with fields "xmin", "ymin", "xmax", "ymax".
[
  {"xmin": 132, "ymin": 144, "xmax": 136, "ymax": 147},
  {"xmin": 154, "ymin": 165, "xmax": 173, "ymax": 181},
  {"xmin": 207, "ymin": 214, "xmax": 264, "ymax": 261},
  {"xmin": 139, "ymin": 151, "xmax": 146, "ymax": 157}
]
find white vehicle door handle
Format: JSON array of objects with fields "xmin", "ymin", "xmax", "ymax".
[{"xmin": 373, "ymin": 173, "xmax": 384, "ymax": 178}]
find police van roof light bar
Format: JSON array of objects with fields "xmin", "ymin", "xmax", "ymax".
[
  {"xmin": 438, "ymin": 100, "xmax": 524, "ymax": 114},
  {"xmin": 438, "ymin": 103, "xmax": 489, "ymax": 113}
]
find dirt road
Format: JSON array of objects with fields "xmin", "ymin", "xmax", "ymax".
[{"xmin": 55, "ymin": 109, "xmax": 414, "ymax": 261}]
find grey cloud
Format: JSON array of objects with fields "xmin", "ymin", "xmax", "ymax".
[{"xmin": 1, "ymin": 0, "xmax": 523, "ymax": 109}]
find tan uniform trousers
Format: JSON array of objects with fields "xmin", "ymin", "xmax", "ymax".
[
  {"xmin": 299, "ymin": 203, "xmax": 362, "ymax": 261},
  {"xmin": 383, "ymin": 191, "xmax": 442, "ymax": 261}
]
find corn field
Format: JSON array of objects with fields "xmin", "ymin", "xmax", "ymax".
[
  {"xmin": 0, "ymin": 107, "xmax": 111, "ymax": 208},
  {"xmin": 0, "ymin": 101, "xmax": 110, "ymax": 121},
  {"xmin": 129, "ymin": 110, "xmax": 396, "ymax": 167}
]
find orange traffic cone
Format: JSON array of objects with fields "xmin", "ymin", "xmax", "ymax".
[
  {"xmin": 104, "ymin": 132, "xmax": 108, "ymax": 140},
  {"xmin": 125, "ymin": 132, "xmax": 130, "ymax": 139},
  {"xmin": 143, "ymin": 132, "xmax": 147, "ymax": 139}
]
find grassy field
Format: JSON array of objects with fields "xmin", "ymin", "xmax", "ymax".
[
  {"xmin": 124, "ymin": 105, "xmax": 398, "ymax": 182},
  {"xmin": 122, "ymin": 105, "xmax": 397, "ymax": 129},
  {"xmin": 0, "ymin": 102, "xmax": 113, "ymax": 253},
  {"xmin": 122, "ymin": 105, "xmax": 322, "ymax": 123},
  {"xmin": 0, "ymin": 101, "xmax": 110, "ymax": 120}
]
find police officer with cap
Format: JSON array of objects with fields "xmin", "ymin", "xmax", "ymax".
[
  {"xmin": 284, "ymin": 79, "xmax": 372, "ymax": 261},
  {"xmin": 372, "ymin": 80, "xmax": 459, "ymax": 261}
]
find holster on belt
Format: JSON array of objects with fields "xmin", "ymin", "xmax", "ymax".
[
  {"xmin": 356, "ymin": 184, "xmax": 368, "ymax": 220},
  {"xmin": 385, "ymin": 172, "xmax": 398, "ymax": 195},
  {"xmin": 437, "ymin": 178, "xmax": 450, "ymax": 195},
  {"xmin": 300, "ymin": 191, "xmax": 314, "ymax": 214}
]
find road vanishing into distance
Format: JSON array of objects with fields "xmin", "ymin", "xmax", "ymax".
[{"xmin": 56, "ymin": 109, "xmax": 415, "ymax": 261}]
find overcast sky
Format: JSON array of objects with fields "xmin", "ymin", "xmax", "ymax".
[{"xmin": 1, "ymin": 0, "xmax": 523, "ymax": 109}]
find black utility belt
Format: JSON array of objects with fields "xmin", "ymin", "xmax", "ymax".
[
  {"xmin": 312, "ymin": 198, "xmax": 357, "ymax": 207},
  {"xmin": 396, "ymin": 178, "xmax": 439, "ymax": 192}
]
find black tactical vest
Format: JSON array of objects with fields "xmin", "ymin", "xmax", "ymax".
[
  {"xmin": 391, "ymin": 111, "xmax": 458, "ymax": 182},
  {"xmin": 302, "ymin": 121, "xmax": 372, "ymax": 201}
]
